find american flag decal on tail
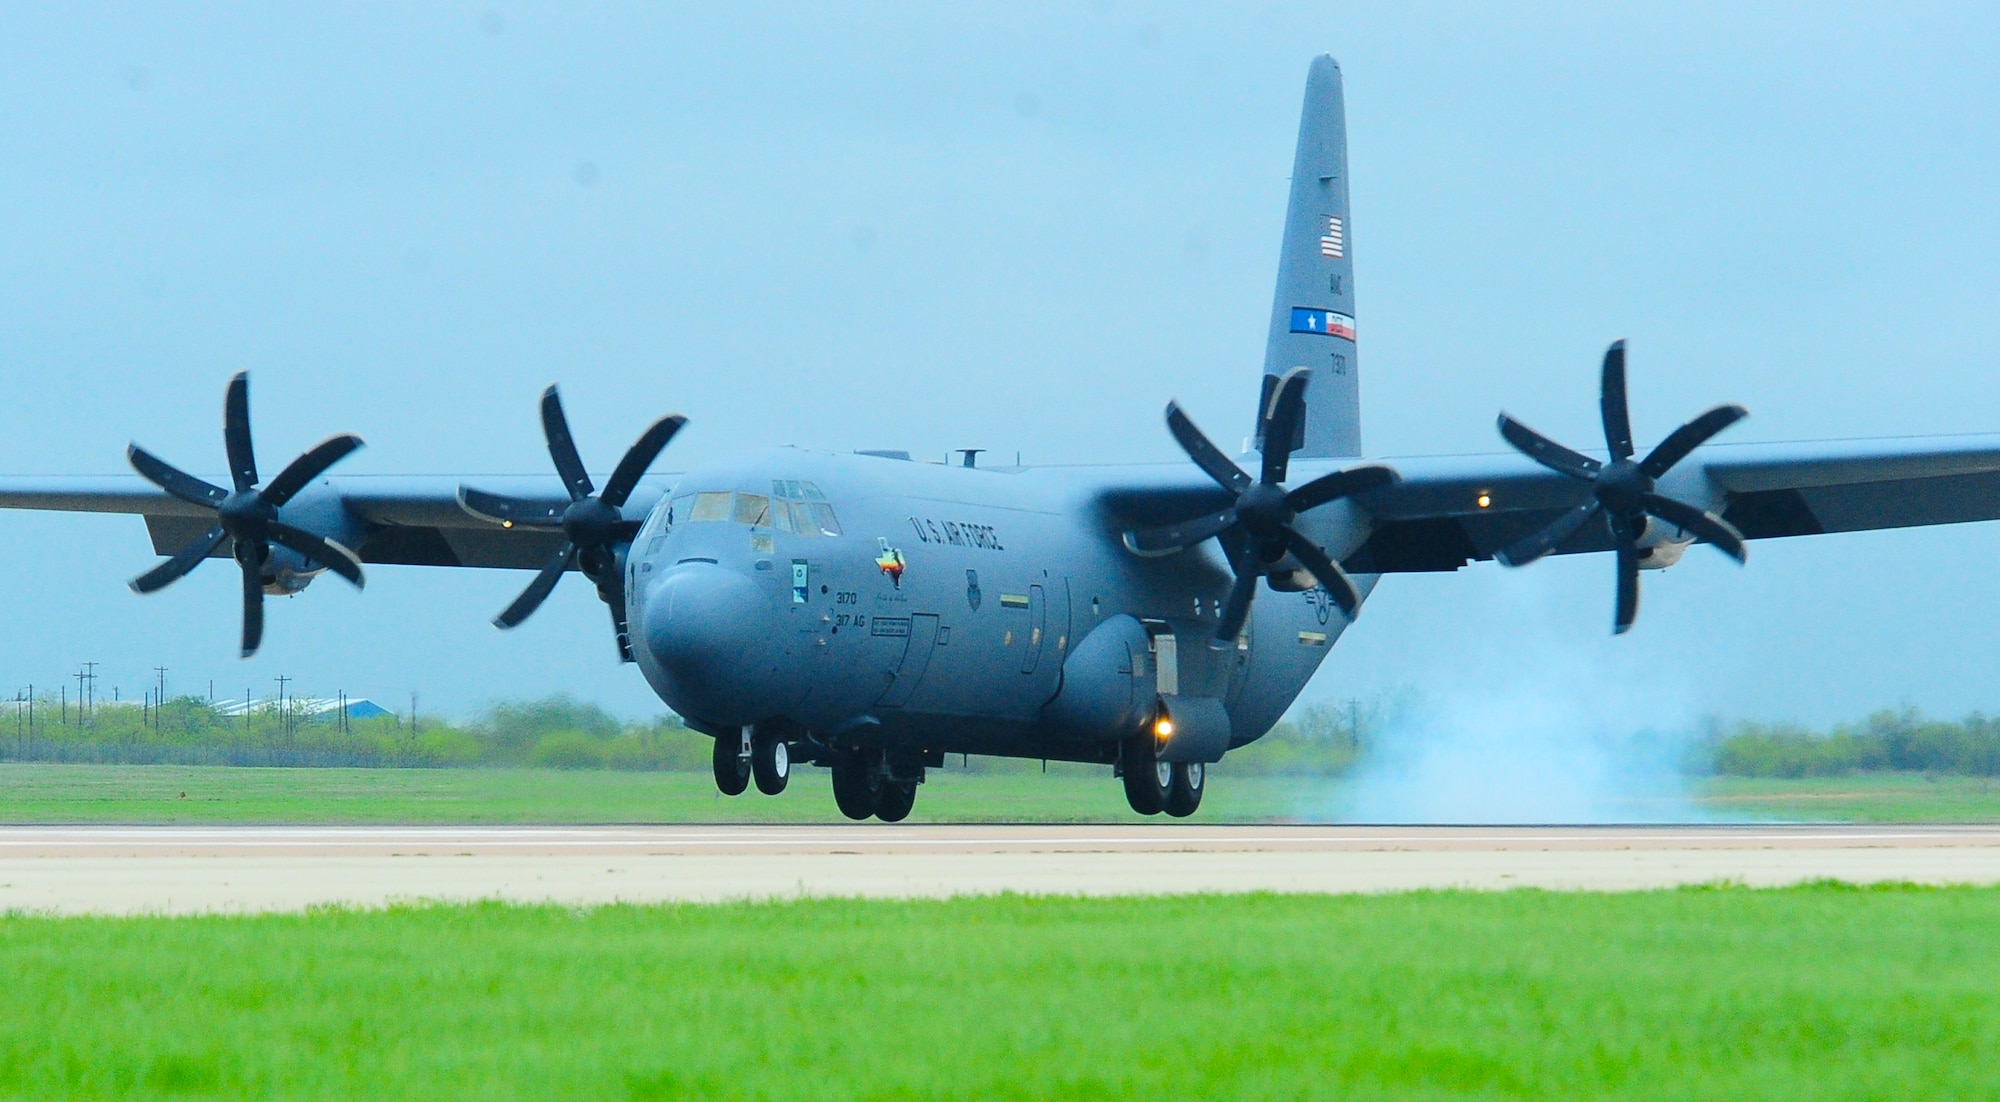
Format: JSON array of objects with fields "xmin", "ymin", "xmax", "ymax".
[{"xmin": 1320, "ymin": 215, "xmax": 1343, "ymax": 259}]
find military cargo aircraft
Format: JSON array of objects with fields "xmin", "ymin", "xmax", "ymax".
[{"xmin": 7, "ymin": 56, "xmax": 2000, "ymax": 820}]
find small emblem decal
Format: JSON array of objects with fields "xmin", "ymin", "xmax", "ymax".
[
  {"xmin": 791, "ymin": 559, "xmax": 809, "ymax": 604},
  {"xmin": 874, "ymin": 538, "xmax": 906, "ymax": 588},
  {"xmin": 1290, "ymin": 307, "xmax": 1356, "ymax": 341},
  {"xmin": 966, "ymin": 569, "xmax": 982, "ymax": 611}
]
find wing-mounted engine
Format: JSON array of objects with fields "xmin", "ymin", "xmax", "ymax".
[
  {"xmin": 125, "ymin": 373, "xmax": 367, "ymax": 657},
  {"xmin": 1122, "ymin": 368, "xmax": 1398, "ymax": 648},
  {"xmin": 457, "ymin": 385, "xmax": 685, "ymax": 662},
  {"xmin": 1494, "ymin": 340, "xmax": 1748, "ymax": 630}
]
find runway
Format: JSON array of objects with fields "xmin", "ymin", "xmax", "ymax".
[{"xmin": 3, "ymin": 824, "xmax": 1999, "ymax": 915}]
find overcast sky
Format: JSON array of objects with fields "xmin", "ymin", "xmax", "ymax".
[{"xmin": 1, "ymin": 4, "xmax": 1997, "ymax": 726}]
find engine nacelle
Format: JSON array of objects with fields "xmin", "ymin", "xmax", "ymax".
[{"xmin": 1633, "ymin": 516, "xmax": 1693, "ymax": 570}]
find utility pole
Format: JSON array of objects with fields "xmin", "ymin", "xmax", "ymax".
[
  {"xmin": 410, "ymin": 691, "xmax": 418, "ymax": 733},
  {"xmin": 153, "ymin": 667, "xmax": 168, "ymax": 730},
  {"xmin": 275, "ymin": 675, "xmax": 292, "ymax": 736},
  {"xmin": 1347, "ymin": 698, "xmax": 1362, "ymax": 753},
  {"xmin": 83, "ymin": 662, "xmax": 98, "ymax": 717}
]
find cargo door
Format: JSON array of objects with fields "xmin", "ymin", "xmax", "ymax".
[{"xmin": 875, "ymin": 613, "xmax": 941, "ymax": 708}]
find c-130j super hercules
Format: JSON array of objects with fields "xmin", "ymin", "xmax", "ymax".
[{"xmin": 9, "ymin": 56, "xmax": 2000, "ymax": 821}]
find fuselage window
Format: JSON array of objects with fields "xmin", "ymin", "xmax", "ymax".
[{"xmin": 688, "ymin": 491, "xmax": 733, "ymax": 523}]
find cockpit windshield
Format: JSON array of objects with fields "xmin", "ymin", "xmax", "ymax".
[{"xmin": 669, "ymin": 481, "xmax": 841, "ymax": 537}]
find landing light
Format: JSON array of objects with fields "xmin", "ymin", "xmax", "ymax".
[
  {"xmin": 501, "ymin": 520, "xmax": 514, "ymax": 528},
  {"xmin": 1154, "ymin": 717, "xmax": 1174, "ymax": 741},
  {"xmin": 1475, "ymin": 492, "xmax": 1492, "ymax": 509}
]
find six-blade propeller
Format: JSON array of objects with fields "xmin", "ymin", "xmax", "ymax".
[
  {"xmin": 126, "ymin": 373, "xmax": 366, "ymax": 657},
  {"xmin": 1494, "ymin": 340, "xmax": 1748, "ymax": 633},
  {"xmin": 116, "ymin": 353, "xmax": 1744, "ymax": 661},
  {"xmin": 1125, "ymin": 367, "xmax": 1396, "ymax": 648},
  {"xmin": 459, "ymin": 386, "xmax": 685, "ymax": 662}
]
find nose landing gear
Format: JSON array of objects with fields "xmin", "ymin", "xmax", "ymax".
[{"xmin": 712, "ymin": 722, "xmax": 795, "ymax": 797}]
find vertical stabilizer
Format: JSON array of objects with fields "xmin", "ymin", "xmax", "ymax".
[{"xmin": 1260, "ymin": 55, "xmax": 1359, "ymax": 458}]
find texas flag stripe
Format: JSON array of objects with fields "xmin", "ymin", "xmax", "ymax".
[{"xmin": 1290, "ymin": 307, "xmax": 1355, "ymax": 341}]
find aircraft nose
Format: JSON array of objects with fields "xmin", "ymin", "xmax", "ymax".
[{"xmin": 641, "ymin": 563, "xmax": 781, "ymax": 725}]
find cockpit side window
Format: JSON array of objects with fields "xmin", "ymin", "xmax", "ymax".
[
  {"xmin": 799, "ymin": 501, "xmax": 842, "ymax": 537},
  {"xmin": 764, "ymin": 480, "xmax": 840, "ymax": 536}
]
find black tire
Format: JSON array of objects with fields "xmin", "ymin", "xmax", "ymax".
[
  {"xmin": 752, "ymin": 733, "xmax": 790, "ymax": 796},
  {"xmin": 1165, "ymin": 761, "xmax": 1205, "ymax": 818},
  {"xmin": 874, "ymin": 781, "xmax": 917, "ymax": 823},
  {"xmin": 830, "ymin": 751, "xmax": 882, "ymax": 821},
  {"xmin": 712, "ymin": 731, "xmax": 749, "ymax": 796},
  {"xmin": 1120, "ymin": 735, "xmax": 1169, "ymax": 816}
]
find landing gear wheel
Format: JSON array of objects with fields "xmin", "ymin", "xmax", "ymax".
[
  {"xmin": 830, "ymin": 750, "xmax": 883, "ymax": 821},
  {"xmin": 874, "ymin": 781, "xmax": 917, "ymax": 823},
  {"xmin": 1120, "ymin": 735, "xmax": 1170, "ymax": 816},
  {"xmin": 1165, "ymin": 761, "xmax": 1205, "ymax": 818},
  {"xmin": 711, "ymin": 732, "xmax": 749, "ymax": 796},
  {"xmin": 752, "ymin": 733, "xmax": 790, "ymax": 795}
]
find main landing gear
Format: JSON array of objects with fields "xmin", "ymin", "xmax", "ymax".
[
  {"xmin": 1120, "ymin": 732, "xmax": 1204, "ymax": 818},
  {"xmin": 831, "ymin": 747, "xmax": 922, "ymax": 823},
  {"xmin": 712, "ymin": 723, "xmax": 792, "ymax": 797}
]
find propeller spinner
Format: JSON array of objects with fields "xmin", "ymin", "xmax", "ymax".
[
  {"xmin": 460, "ymin": 386, "xmax": 685, "ymax": 661},
  {"xmin": 126, "ymin": 373, "xmax": 366, "ymax": 657},
  {"xmin": 1124, "ymin": 368, "xmax": 1396, "ymax": 649},
  {"xmin": 1494, "ymin": 340, "xmax": 1749, "ymax": 633}
]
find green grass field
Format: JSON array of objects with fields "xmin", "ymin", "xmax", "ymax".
[
  {"xmin": 0, "ymin": 886, "xmax": 1995, "ymax": 1099},
  {"xmin": 3, "ymin": 762, "xmax": 1999, "ymax": 824}
]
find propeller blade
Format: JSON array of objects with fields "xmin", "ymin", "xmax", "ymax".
[
  {"xmin": 1638, "ymin": 404, "xmax": 1749, "ymax": 480},
  {"xmin": 261, "ymin": 435, "xmax": 364, "ymax": 507},
  {"xmin": 494, "ymin": 542, "xmax": 576, "ymax": 629},
  {"xmin": 1281, "ymin": 529, "xmax": 1362, "ymax": 617},
  {"xmin": 129, "ymin": 526, "xmax": 228, "ymax": 594},
  {"xmin": 1496, "ymin": 500, "xmax": 1602, "ymax": 568},
  {"xmin": 1212, "ymin": 562, "xmax": 1261, "ymax": 649},
  {"xmin": 1122, "ymin": 508, "xmax": 1238, "ymax": 557},
  {"xmin": 458, "ymin": 487, "xmax": 566, "ymax": 528},
  {"xmin": 127, "ymin": 445, "xmax": 229, "ymax": 509},
  {"xmin": 224, "ymin": 372, "xmax": 259, "ymax": 493},
  {"xmin": 1610, "ymin": 513, "xmax": 1640, "ymax": 634},
  {"xmin": 1259, "ymin": 368, "xmax": 1310, "ymax": 486},
  {"xmin": 1165, "ymin": 402, "xmax": 1253, "ymax": 495},
  {"xmin": 600, "ymin": 415, "xmax": 688, "ymax": 509},
  {"xmin": 1640, "ymin": 493, "xmax": 1748, "ymax": 564},
  {"xmin": 1600, "ymin": 340, "xmax": 1634, "ymax": 461},
  {"xmin": 1285, "ymin": 465, "xmax": 1397, "ymax": 513},
  {"xmin": 1497, "ymin": 415, "xmax": 1603, "ymax": 482},
  {"xmin": 539, "ymin": 386, "xmax": 594, "ymax": 501},
  {"xmin": 267, "ymin": 523, "xmax": 366, "ymax": 589},
  {"xmin": 239, "ymin": 556, "xmax": 266, "ymax": 658}
]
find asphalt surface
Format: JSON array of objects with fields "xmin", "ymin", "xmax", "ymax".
[{"xmin": 3, "ymin": 824, "xmax": 1998, "ymax": 914}]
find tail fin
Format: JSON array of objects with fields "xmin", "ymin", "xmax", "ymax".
[{"xmin": 1259, "ymin": 55, "xmax": 1359, "ymax": 458}]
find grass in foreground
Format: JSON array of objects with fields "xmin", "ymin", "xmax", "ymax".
[
  {"xmin": 1, "ymin": 886, "xmax": 1997, "ymax": 1099},
  {"xmin": 5, "ymin": 762, "xmax": 2000, "ymax": 824}
]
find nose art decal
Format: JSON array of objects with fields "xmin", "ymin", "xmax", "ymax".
[{"xmin": 874, "ymin": 538, "xmax": 906, "ymax": 588}]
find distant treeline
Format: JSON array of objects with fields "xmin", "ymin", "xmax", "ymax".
[
  {"xmin": 0, "ymin": 695, "xmax": 707, "ymax": 771},
  {"xmin": 5, "ymin": 690, "xmax": 1997, "ymax": 778},
  {"xmin": 1698, "ymin": 709, "xmax": 2000, "ymax": 779}
]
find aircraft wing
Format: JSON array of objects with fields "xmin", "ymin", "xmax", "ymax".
[
  {"xmin": 0, "ymin": 474, "xmax": 673, "ymax": 570},
  {"xmin": 1345, "ymin": 434, "xmax": 2000, "ymax": 572}
]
